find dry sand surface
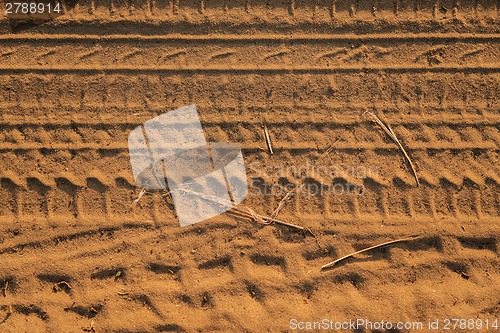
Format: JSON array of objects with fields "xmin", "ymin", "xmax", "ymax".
[{"xmin": 0, "ymin": 1, "xmax": 499, "ymax": 332}]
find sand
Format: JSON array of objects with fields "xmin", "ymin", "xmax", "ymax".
[{"xmin": 0, "ymin": 1, "xmax": 499, "ymax": 332}]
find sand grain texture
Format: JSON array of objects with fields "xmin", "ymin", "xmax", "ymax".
[{"xmin": 0, "ymin": 1, "xmax": 499, "ymax": 332}]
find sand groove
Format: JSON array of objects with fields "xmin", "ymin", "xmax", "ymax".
[{"xmin": 0, "ymin": 33, "xmax": 499, "ymax": 71}]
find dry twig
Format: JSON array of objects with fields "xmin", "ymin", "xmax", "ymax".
[
  {"xmin": 53, "ymin": 281, "xmax": 72, "ymax": 293},
  {"xmin": 271, "ymin": 136, "xmax": 342, "ymax": 219},
  {"xmin": 83, "ymin": 320, "xmax": 96, "ymax": 332},
  {"xmin": 317, "ymin": 137, "xmax": 341, "ymax": 163},
  {"xmin": 263, "ymin": 121, "xmax": 274, "ymax": 155},
  {"xmin": 321, "ymin": 235, "xmax": 422, "ymax": 269},
  {"xmin": 364, "ymin": 111, "xmax": 419, "ymax": 186},
  {"xmin": 271, "ymin": 189, "xmax": 295, "ymax": 219},
  {"xmin": 130, "ymin": 188, "xmax": 147, "ymax": 208},
  {"xmin": 178, "ymin": 188, "xmax": 304, "ymax": 230},
  {"xmin": 130, "ymin": 185, "xmax": 303, "ymax": 230}
]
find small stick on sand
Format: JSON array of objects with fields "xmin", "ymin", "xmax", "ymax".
[
  {"xmin": 271, "ymin": 136, "xmax": 342, "ymax": 219},
  {"xmin": 306, "ymin": 227, "xmax": 323, "ymax": 249},
  {"xmin": 83, "ymin": 320, "xmax": 96, "ymax": 332},
  {"xmin": 178, "ymin": 188, "xmax": 304, "ymax": 230},
  {"xmin": 261, "ymin": 216, "xmax": 303, "ymax": 230},
  {"xmin": 271, "ymin": 189, "xmax": 295, "ymax": 219},
  {"xmin": 317, "ymin": 136, "xmax": 341, "ymax": 163},
  {"xmin": 53, "ymin": 281, "xmax": 72, "ymax": 292},
  {"xmin": 321, "ymin": 235, "xmax": 422, "ymax": 270},
  {"xmin": 228, "ymin": 203, "xmax": 304, "ymax": 230},
  {"xmin": 263, "ymin": 120, "xmax": 274, "ymax": 155},
  {"xmin": 365, "ymin": 112, "xmax": 420, "ymax": 186},
  {"xmin": 131, "ymin": 188, "xmax": 147, "ymax": 208}
]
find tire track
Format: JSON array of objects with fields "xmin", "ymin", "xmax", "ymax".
[
  {"xmin": 1, "ymin": 65, "xmax": 498, "ymax": 74},
  {"xmin": 0, "ymin": 225, "xmax": 498, "ymax": 331},
  {"xmin": 0, "ymin": 6, "xmax": 498, "ymax": 332}
]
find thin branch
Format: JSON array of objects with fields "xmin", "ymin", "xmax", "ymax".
[
  {"xmin": 263, "ymin": 121, "xmax": 274, "ymax": 155},
  {"xmin": 321, "ymin": 235, "xmax": 422, "ymax": 269},
  {"xmin": 177, "ymin": 188, "xmax": 304, "ymax": 230},
  {"xmin": 271, "ymin": 189, "xmax": 295, "ymax": 219},
  {"xmin": 271, "ymin": 135, "xmax": 342, "ymax": 219},
  {"xmin": 365, "ymin": 111, "xmax": 420, "ymax": 186},
  {"xmin": 130, "ymin": 184, "xmax": 303, "ymax": 230},
  {"xmin": 53, "ymin": 281, "xmax": 72, "ymax": 293},
  {"xmin": 317, "ymin": 136, "xmax": 341, "ymax": 163},
  {"xmin": 130, "ymin": 188, "xmax": 147, "ymax": 208}
]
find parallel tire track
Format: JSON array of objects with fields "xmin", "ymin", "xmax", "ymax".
[{"xmin": 0, "ymin": 6, "xmax": 498, "ymax": 333}]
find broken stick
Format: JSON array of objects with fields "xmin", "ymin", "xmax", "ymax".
[
  {"xmin": 321, "ymin": 235, "xmax": 422, "ymax": 269},
  {"xmin": 365, "ymin": 112, "xmax": 420, "ymax": 186}
]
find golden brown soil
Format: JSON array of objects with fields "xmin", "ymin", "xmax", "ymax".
[{"xmin": 0, "ymin": 1, "xmax": 499, "ymax": 332}]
